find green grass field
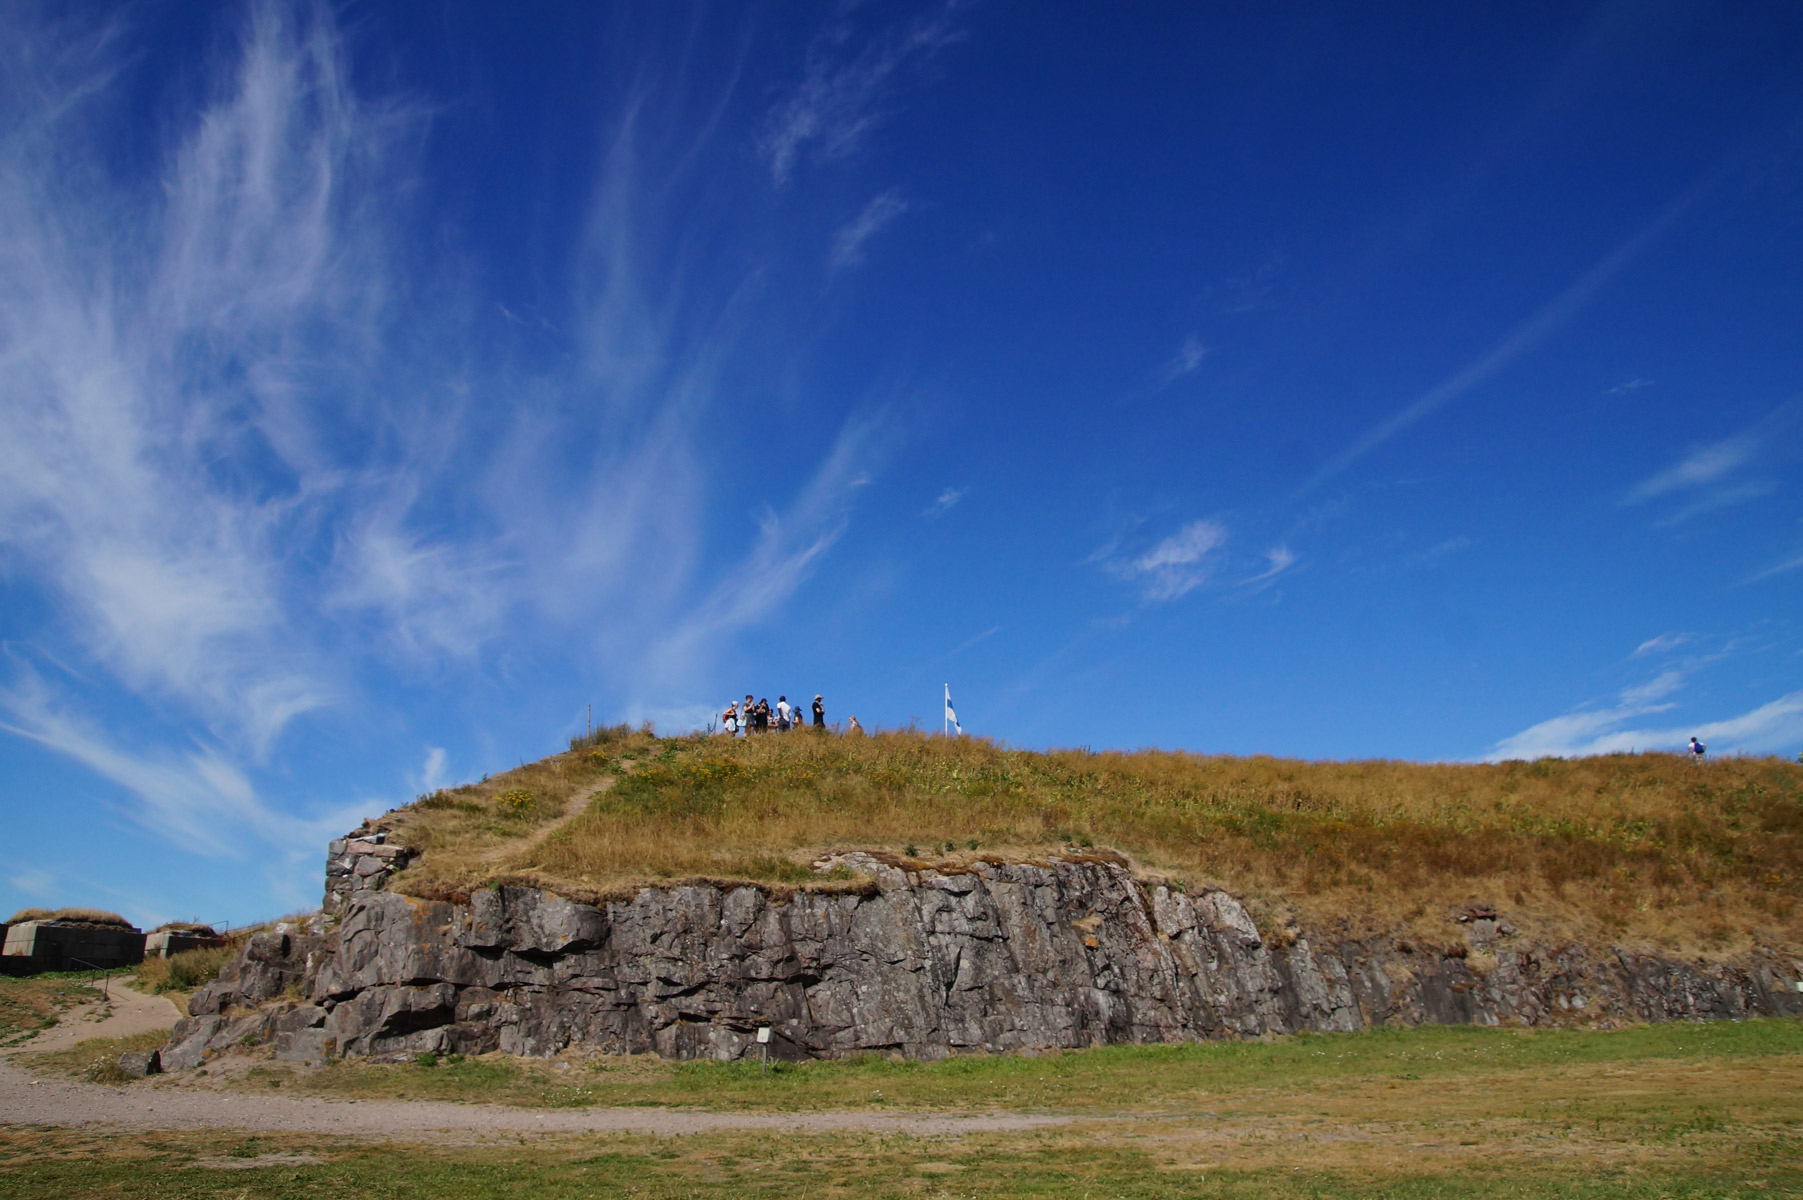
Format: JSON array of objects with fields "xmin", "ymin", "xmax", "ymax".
[
  {"xmin": 225, "ymin": 1018, "xmax": 1803, "ymax": 1113},
  {"xmin": 8, "ymin": 1015, "xmax": 1801, "ymax": 1196},
  {"xmin": 2, "ymin": 1103, "xmax": 1797, "ymax": 1199}
]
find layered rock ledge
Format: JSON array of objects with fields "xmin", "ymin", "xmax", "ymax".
[{"xmin": 165, "ymin": 844, "xmax": 1803, "ymax": 1069}]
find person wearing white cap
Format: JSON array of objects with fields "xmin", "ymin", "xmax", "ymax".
[{"xmin": 812, "ymin": 694, "xmax": 825, "ymax": 729}]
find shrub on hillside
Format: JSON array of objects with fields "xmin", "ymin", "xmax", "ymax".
[{"xmin": 136, "ymin": 942, "xmax": 241, "ymax": 995}]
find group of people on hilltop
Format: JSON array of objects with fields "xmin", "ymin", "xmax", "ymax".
[{"xmin": 723, "ymin": 693, "xmax": 831, "ymax": 736}]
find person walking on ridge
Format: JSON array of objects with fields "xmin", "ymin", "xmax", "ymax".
[
  {"xmin": 812, "ymin": 694, "xmax": 825, "ymax": 729},
  {"xmin": 1689, "ymin": 736, "xmax": 1706, "ymax": 761}
]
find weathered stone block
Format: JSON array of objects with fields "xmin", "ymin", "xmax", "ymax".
[
  {"xmin": 274, "ymin": 1028, "xmax": 336, "ymax": 1065},
  {"xmin": 161, "ymin": 1015, "xmax": 221, "ymax": 1071},
  {"xmin": 116, "ymin": 1049, "xmax": 161, "ymax": 1077}
]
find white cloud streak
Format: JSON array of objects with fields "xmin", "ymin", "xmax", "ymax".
[
  {"xmin": 1633, "ymin": 632, "xmax": 1694, "ymax": 658},
  {"xmin": 0, "ymin": 5, "xmax": 886, "ymax": 882},
  {"xmin": 0, "ymin": 665, "xmax": 356, "ymax": 855},
  {"xmin": 1625, "ymin": 435, "xmax": 1760, "ymax": 503},
  {"xmin": 1105, "ymin": 519, "xmax": 1229, "ymax": 602},
  {"xmin": 831, "ymin": 190, "xmax": 909, "ymax": 268},
  {"xmin": 1240, "ymin": 545, "xmax": 1297, "ymax": 592},
  {"xmin": 925, "ymin": 486, "xmax": 965, "ymax": 516},
  {"xmin": 761, "ymin": 4, "xmax": 963, "ymax": 186},
  {"xmin": 1157, "ymin": 334, "xmax": 1208, "ymax": 387},
  {"xmin": 1298, "ymin": 177, "xmax": 1713, "ymax": 497},
  {"xmin": 1742, "ymin": 552, "xmax": 1803, "ymax": 586},
  {"xmin": 0, "ymin": 3, "xmax": 392, "ymax": 753},
  {"xmin": 1484, "ymin": 668, "xmax": 1803, "ymax": 760},
  {"xmin": 643, "ymin": 412, "xmax": 887, "ymax": 686}
]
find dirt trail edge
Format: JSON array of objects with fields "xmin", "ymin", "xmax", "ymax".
[
  {"xmin": 0, "ymin": 1057, "xmax": 1072, "ymax": 1140},
  {"xmin": 481, "ymin": 772, "xmax": 617, "ymax": 873},
  {"xmin": 11, "ymin": 977, "xmax": 182, "ymax": 1055}
]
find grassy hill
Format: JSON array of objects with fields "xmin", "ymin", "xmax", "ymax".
[{"xmin": 378, "ymin": 726, "xmax": 1803, "ymax": 956}]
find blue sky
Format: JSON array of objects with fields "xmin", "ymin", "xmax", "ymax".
[{"xmin": 3, "ymin": 2, "xmax": 1802, "ymax": 927}]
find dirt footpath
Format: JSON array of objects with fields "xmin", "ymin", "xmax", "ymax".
[
  {"xmin": 0, "ymin": 1057, "xmax": 1069, "ymax": 1139},
  {"xmin": 14, "ymin": 977, "xmax": 182, "ymax": 1055},
  {"xmin": 0, "ymin": 976, "xmax": 1069, "ymax": 1139}
]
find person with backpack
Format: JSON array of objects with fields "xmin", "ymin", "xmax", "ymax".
[{"xmin": 1688, "ymin": 736, "xmax": 1706, "ymax": 760}]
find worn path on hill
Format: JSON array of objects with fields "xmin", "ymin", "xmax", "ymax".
[
  {"xmin": 9, "ymin": 976, "xmax": 181, "ymax": 1054},
  {"xmin": 0, "ymin": 1056, "xmax": 1071, "ymax": 1139},
  {"xmin": 480, "ymin": 771, "xmax": 618, "ymax": 873}
]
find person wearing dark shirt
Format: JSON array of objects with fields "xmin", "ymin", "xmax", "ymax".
[{"xmin": 812, "ymin": 695, "xmax": 825, "ymax": 728}]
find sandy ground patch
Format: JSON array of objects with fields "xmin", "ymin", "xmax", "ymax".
[
  {"xmin": 0, "ymin": 1056, "xmax": 1070, "ymax": 1140},
  {"xmin": 4, "ymin": 977, "xmax": 181, "ymax": 1056}
]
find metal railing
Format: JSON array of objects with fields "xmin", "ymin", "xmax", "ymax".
[{"xmin": 63, "ymin": 957, "xmax": 115, "ymax": 1000}]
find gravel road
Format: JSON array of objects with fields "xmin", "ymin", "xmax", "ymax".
[
  {"xmin": 0, "ymin": 1057, "xmax": 1069, "ymax": 1138},
  {"xmin": 1, "ymin": 982, "xmax": 1069, "ymax": 1140}
]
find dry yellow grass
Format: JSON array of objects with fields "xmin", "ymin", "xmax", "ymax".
[
  {"xmin": 3, "ymin": 907, "xmax": 133, "ymax": 928},
  {"xmin": 380, "ymin": 728, "xmax": 1803, "ymax": 955}
]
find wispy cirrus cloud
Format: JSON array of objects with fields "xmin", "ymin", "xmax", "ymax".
[
  {"xmin": 1157, "ymin": 334, "xmax": 1208, "ymax": 388},
  {"xmin": 925, "ymin": 486, "xmax": 966, "ymax": 516},
  {"xmin": 1242, "ymin": 545, "xmax": 1297, "ymax": 590},
  {"xmin": 0, "ymin": 1, "xmax": 397, "ymax": 753},
  {"xmin": 1298, "ymin": 176, "xmax": 1714, "ymax": 497},
  {"xmin": 1486, "ymin": 682, "xmax": 1803, "ymax": 761},
  {"xmin": 0, "ymin": 3, "xmax": 886, "ymax": 897},
  {"xmin": 1633, "ymin": 631, "xmax": 1694, "ymax": 657},
  {"xmin": 1742, "ymin": 552, "xmax": 1803, "ymax": 586},
  {"xmin": 643, "ymin": 412, "xmax": 888, "ymax": 686},
  {"xmin": 760, "ymin": 3, "xmax": 964, "ymax": 186},
  {"xmin": 831, "ymin": 190, "xmax": 909, "ymax": 268},
  {"xmin": 0, "ymin": 664, "xmax": 357, "ymax": 856},
  {"xmin": 1623, "ymin": 403, "xmax": 1799, "ymax": 525},
  {"xmin": 1485, "ymin": 640, "xmax": 1803, "ymax": 760},
  {"xmin": 1102, "ymin": 519, "xmax": 1229, "ymax": 602},
  {"xmin": 1153, "ymin": 331, "xmax": 1211, "ymax": 387},
  {"xmin": 1484, "ymin": 670, "xmax": 1687, "ymax": 760},
  {"xmin": 951, "ymin": 624, "xmax": 1001, "ymax": 655},
  {"xmin": 1625, "ymin": 434, "xmax": 1761, "ymax": 503}
]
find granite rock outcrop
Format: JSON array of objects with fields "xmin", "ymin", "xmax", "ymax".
[{"xmin": 165, "ymin": 842, "xmax": 1803, "ymax": 1068}]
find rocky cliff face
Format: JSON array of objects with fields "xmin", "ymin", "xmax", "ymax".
[{"xmin": 163, "ymin": 839, "xmax": 1803, "ymax": 1070}]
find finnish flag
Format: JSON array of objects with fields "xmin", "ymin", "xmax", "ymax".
[{"xmin": 944, "ymin": 684, "xmax": 962, "ymax": 735}]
